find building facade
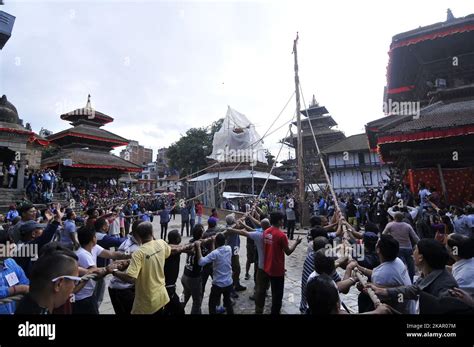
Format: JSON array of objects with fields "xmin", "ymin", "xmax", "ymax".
[
  {"xmin": 322, "ymin": 134, "xmax": 390, "ymax": 194},
  {"xmin": 119, "ymin": 140, "xmax": 153, "ymax": 166},
  {"xmin": 0, "ymin": 95, "xmax": 47, "ymax": 188},
  {"xmin": 366, "ymin": 10, "xmax": 474, "ymax": 205}
]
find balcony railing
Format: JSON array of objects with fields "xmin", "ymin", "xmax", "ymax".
[{"xmin": 328, "ymin": 162, "xmax": 383, "ymax": 169}]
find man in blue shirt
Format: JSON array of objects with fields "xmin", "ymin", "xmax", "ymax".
[
  {"xmin": 6, "ymin": 205, "xmax": 19, "ymax": 222},
  {"xmin": 318, "ymin": 198, "xmax": 327, "ymax": 216},
  {"xmin": 42, "ymin": 170, "xmax": 52, "ymax": 193},
  {"xmin": 60, "ymin": 209, "xmax": 79, "ymax": 250},
  {"xmin": 224, "ymin": 214, "xmax": 246, "ymax": 295},
  {"xmin": 0, "ymin": 233, "xmax": 30, "ymax": 314},
  {"xmin": 158, "ymin": 204, "xmax": 174, "ymax": 240},
  {"xmin": 195, "ymin": 233, "xmax": 234, "ymax": 314}
]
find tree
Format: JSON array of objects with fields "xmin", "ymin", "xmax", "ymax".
[
  {"xmin": 167, "ymin": 118, "xmax": 224, "ymax": 176},
  {"xmin": 41, "ymin": 145, "xmax": 60, "ymax": 159}
]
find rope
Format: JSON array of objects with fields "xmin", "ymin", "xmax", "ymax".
[
  {"xmin": 248, "ymin": 91, "xmax": 295, "ymax": 149},
  {"xmin": 353, "ymin": 268, "xmax": 381, "ymax": 307},
  {"xmin": 0, "ymin": 294, "xmax": 23, "ymax": 304},
  {"xmin": 257, "ymin": 111, "xmax": 297, "ymax": 200}
]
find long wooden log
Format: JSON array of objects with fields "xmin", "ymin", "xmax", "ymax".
[{"xmin": 353, "ymin": 268, "xmax": 381, "ymax": 307}]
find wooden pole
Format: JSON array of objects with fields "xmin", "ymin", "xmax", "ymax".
[
  {"xmin": 354, "ymin": 268, "xmax": 381, "ymax": 307},
  {"xmin": 437, "ymin": 164, "xmax": 449, "ymax": 203},
  {"xmin": 293, "ymin": 32, "xmax": 308, "ymax": 227}
]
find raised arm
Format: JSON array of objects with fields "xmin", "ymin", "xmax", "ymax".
[
  {"xmin": 283, "ymin": 236, "xmax": 302, "ymax": 256},
  {"xmin": 169, "ymin": 243, "xmax": 194, "ymax": 256}
]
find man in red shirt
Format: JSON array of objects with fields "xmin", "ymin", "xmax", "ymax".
[{"xmin": 263, "ymin": 211, "xmax": 302, "ymax": 314}]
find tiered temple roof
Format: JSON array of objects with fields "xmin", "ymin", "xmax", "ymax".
[
  {"xmin": 43, "ymin": 96, "xmax": 141, "ymax": 174},
  {"xmin": 367, "ymin": 9, "xmax": 474, "ymax": 169},
  {"xmin": 284, "ymin": 97, "xmax": 346, "ymax": 149}
]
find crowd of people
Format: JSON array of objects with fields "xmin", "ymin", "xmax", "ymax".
[{"xmin": 0, "ymin": 176, "xmax": 473, "ymax": 315}]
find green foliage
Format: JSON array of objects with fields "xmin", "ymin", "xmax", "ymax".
[
  {"xmin": 41, "ymin": 145, "xmax": 60, "ymax": 159},
  {"xmin": 167, "ymin": 118, "xmax": 224, "ymax": 176}
]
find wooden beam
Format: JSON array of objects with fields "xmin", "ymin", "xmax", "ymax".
[{"xmin": 437, "ymin": 164, "xmax": 449, "ymax": 203}]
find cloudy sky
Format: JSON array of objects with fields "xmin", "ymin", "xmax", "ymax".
[{"xmin": 1, "ymin": 0, "xmax": 473, "ymax": 162}]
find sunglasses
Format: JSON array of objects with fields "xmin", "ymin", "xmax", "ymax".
[{"xmin": 51, "ymin": 275, "xmax": 82, "ymax": 286}]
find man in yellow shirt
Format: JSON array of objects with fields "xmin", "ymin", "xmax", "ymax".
[{"xmin": 112, "ymin": 222, "xmax": 191, "ymax": 314}]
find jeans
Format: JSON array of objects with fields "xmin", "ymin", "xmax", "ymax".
[
  {"xmin": 181, "ymin": 220, "xmax": 190, "ymax": 236},
  {"xmin": 160, "ymin": 223, "xmax": 168, "ymax": 240},
  {"xmin": 208, "ymin": 284, "xmax": 234, "ymax": 315},
  {"xmin": 197, "ymin": 215, "xmax": 202, "ymax": 225},
  {"xmin": 201, "ymin": 264, "xmax": 213, "ymax": 297},
  {"xmin": 8, "ymin": 174, "xmax": 15, "ymax": 188},
  {"xmin": 255, "ymin": 268, "xmax": 270, "ymax": 314},
  {"xmin": 269, "ymin": 276, "xmax": 285, "ymax": 315},
  {"xmin": 163, "ymin": 285, "xmax": 185, "ymax": 315},
  {"xmin": 398, "ymin": 247, "xmax": 415, "ymax": 283},
  {"xmin": 287, "ymin": 220, "xmax": 295, "ymax": 240},
  {"xmin": 231, "ymin": 254, "xmax": 241, "ymax": 288},
  {"xmin": 108, "ymin": 287, "xmax": 135, "ymax": 315},
  {"xmin": 190, "ymin": 219, "xmax": 195, "ymax": 231},
  {"xmin": 181, "ymin": 274, "xmax": 202, "ymax": 314},
  {"xmin": 93, "ymin": 278, "xmax": 106, "ymax": 309}
]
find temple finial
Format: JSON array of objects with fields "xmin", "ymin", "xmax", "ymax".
[
  {"xmin": 447, "ymin": 8, "xmax": 455, "ymax": 21},
  {"xmin": 86, "ymin": 94, "xmax": 92, "ymax": 109}
]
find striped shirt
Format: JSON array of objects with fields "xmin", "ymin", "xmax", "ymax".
[{"xmin": 299, "ymin": 251, "xmax": 340, "ymax": 314}]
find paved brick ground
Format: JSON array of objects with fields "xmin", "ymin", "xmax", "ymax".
[{"xmin": 99, "ymin": 215, "xmax": 359, "ymax": 314}]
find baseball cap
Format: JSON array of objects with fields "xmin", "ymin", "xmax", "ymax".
[
  {"xmin": 19, "ymin": 220, "xmax": 47, "ymax": 235},
  {"xmin": 363, "ymin": 232, "xmax": 379, "ymax": 243}
]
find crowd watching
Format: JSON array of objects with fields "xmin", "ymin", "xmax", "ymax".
[{"xmin": 0, "ymin": 175, "xmax": 473, "ymax": 315}]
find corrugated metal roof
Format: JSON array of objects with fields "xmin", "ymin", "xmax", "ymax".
[
  {"xmin": 322, "ymin": 134, "xmax": 370, "ymax": 154},
  {"xmin": 385, "ymin": 98, "xmax": 474, "ymax": 134},
  {"xmin": 189, "ymin": 169, "xmax": 282, "ymax": 182}
]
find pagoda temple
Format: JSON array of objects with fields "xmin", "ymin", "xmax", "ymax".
[
  {"xmin": 0, "ymin": 95, "xmax": 48, "ymax": 189},
  {"xmin": 283, "ymin": 96, "xmax": 346, "ymax": 184},
  {"xmin": 42, "ymin": 96, "xmax": 141, "ymax": 180},
  {"xmin": 366, "ymin": 10, "xmax": 474, "ymax": 205}
]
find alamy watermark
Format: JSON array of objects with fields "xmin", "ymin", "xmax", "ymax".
[
  {"xmin": 324, "ymin": 241, "xmax": 365, "ymax": 261},
  {"xmin": 216, "ymin": 148, "xmax": 258, "ymax": 165},
  {"xmin": 0, "ymin": 242, "xmax": 38, "ymax": 259},
  {"xmin": 383, "ymin": 99, "xmax": 420, "ymax": 119}
]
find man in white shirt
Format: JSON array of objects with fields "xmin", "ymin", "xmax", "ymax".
[
  {"xmin": 447, "ymin": 233, "xmax": 474, "ymax": 296},
  {"xmin": 7, "ymin": 162, "xmax": 17, "ymax": 188},
  {"xmin": 418, "ymin": 182, "xmax": 431, "ymax": 209},
  {"xmin": 73, "ymin": 227, "xmax": 130, "ymax": 314},
  {"xmin": 352, "ymin": 234, "xmax": 415, "ymax": 314},
  {"xmin": 107, "ymin": 210, "xmax": 121, "ymax": 238},
  {"xmin": 108, "ymin": 220, "xmax": 142, "ymax": 314}
]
